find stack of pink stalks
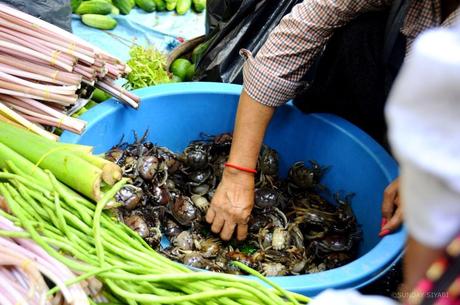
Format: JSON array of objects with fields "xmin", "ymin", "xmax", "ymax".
[
  {"xmin": 0, "ymin": 4, "xmax": 140, "ymax": 141},
  {"xmin": 0, "ymin": 212, "xmax": 92, "ymax": 305}
]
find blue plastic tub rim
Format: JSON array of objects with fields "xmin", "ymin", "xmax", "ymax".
[{"xmin": 61, "ymin": 82, "xmax": 407, "ymax": 295}]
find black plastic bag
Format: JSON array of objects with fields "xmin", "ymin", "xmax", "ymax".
[
  {"xmin": 205, "ymin": 0, "xmax": 242, "ymax": 34},
  {"xmin": 196, "ymin": 0, "xmax": 301, "ymax": 84},
  {"xmin": 0, "ymin": 0, "xmax": 72, "ymax": 32}
]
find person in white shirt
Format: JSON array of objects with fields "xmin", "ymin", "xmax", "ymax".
[{"xmin": 309, "ymin": 19, "xmax": 460, "ymax": 305}]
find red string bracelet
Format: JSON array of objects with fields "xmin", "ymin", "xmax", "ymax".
[{"xmin": 224, "ymin": 163, "xmax": 257, "ymax": 174}]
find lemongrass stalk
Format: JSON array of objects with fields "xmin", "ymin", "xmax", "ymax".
[
  {"xmin": 0, "ymin": 39, "xmax": 73, "ymax": 72},
  {"xmin": 0, "ymin": 103, "xmax": 58, "ymax": 140},
  {"xmin": 0, "ymin": 71, "xmax": 78, "ymax": 95},
  {"xmin": 0, "ymin": 80, "xmax": 77, "ymax": 105}
]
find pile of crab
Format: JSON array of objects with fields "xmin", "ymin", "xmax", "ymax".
[{"xmin": 105, "ymin": 132, "xmax": 362, "ymax": 277}]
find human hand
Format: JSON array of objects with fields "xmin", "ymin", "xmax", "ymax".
[
  {"xmin": 205, "ymin": 168, "xmax": 254, "ymax": 241},
  {"xmin": 380, "ymin": 178, "xmax": 402, "ymax": 237}
]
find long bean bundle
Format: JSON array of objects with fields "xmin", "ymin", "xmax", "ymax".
[
  {"xmin": 0, "ymin": 150, "xmax": 309, "ymax": 305},
  {"xmin": 0, "ymin": 4, "xmax": 140, "ymax": 140}
]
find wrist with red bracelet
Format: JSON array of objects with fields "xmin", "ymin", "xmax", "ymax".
[{"xmin": 224, "ymin": 163, "xmax": 257, "ymax": 174}]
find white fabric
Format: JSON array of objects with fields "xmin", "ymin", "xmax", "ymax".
[
  {"xmin": 399, "ymin": 161, "xmax": 460, "ymax": 247},
  {"xmin": 309, "ymin": 290, "xmax": 399, "ymax": 305},
  {"xmin": 386, "ymin": 25, "xmax": 460, "ymax": 248}
]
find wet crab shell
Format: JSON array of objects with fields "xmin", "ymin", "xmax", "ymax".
[
  {"xmin": 172, "ymin": 230, "xmax": 194, "ymax": 250},
  {"xmin": 184, "ymin": 143, "xmax": 210, "ymax": 170},
  {"xmin": 137, "ymin": 156, "xmax": 160, "ymax": 181},
  {"xmin": 151, "ymin": 186, "xmax": 171, "ymax": 206},
  {"xmin": 188, "ymin": 168, "xmax": 212, "ymax": 184},
  {"xmin": 254, "ymin": 188, "xmax": 284, "ymax": 209},
  {"xmin": 170, "ymin": 196, "xmax": 200, "ymax": 226},
  {"xmin": 258, "ymin": 146, "xmax": 279, "ymax": 176},
  {"xmin": 116, "ymin": 185, "xmax": 143, "ymax": 210},
  {"xmin": 105, "ymin": 148, "xmax": 125, "ymax": 164},
  {"xmin": 124, "ymin": 214, "xmax": 149, "ymax": 238},
  {"xmin": 272, "ymin": 228, "xmax": 290, "ymax": 251},
  {"xmin": 182, "ymin": 251, "xmax": 206, "ymax": 268},
  {"xmin": 194, "ymin": 237, "xmax": 221, "ymax": 258},
  {"xmin": 261, "ymin": 263, "xmax": 288, "ymax": 277},
  {"xmin": 163, "ymin": 218, "xmax": 182, "ymax": 240}
]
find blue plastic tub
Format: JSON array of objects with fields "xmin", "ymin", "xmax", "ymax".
[{"xmin": 61, "ymin": 82, "xmax": 406, "ymax": 296}]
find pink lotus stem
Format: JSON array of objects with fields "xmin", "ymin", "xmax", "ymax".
[
  {"xmin": 10, "ymin": 267, "xmax": 31, "ymax": 291},
  {"xmin": 96, "ymin": 81, "xmax": 138, "ymax": 109},
  {"xmin": 0, "ymin": 39, "xmax": 73, "ymax": 72},
  {"xmin": 75, "ymin": 63, "xmax": 96, "ymax": 74},
  {"xmin": 14, "ymin": 105, "xmax": 85, "ymax": 134},
  {"xmin": 0, "ymin": 102, "xmax": 58, "ymax": 140},
  {"xmin": 82, "ymin": 78, "xmax": 95, "ymax": 86},
  {"xmin": 0, "ymin": 80, "xmax": 77, "ymax": 105},
  {"xmin": 0, "ymin": 215, "xmax": 89, "ymax": 305},
  {"xmin": 0, "ymin": 44, "xmax": 55, "ymax": 67},
  {"xmin": 74, "ymin": 66, "xmax": 95, "ymax": 80},
  {"xmin": 0, "ymin": 7, "xmax": 95, "ymax": 53},
  {"xmin": 0, "ymin": 3, "xmax": 126, "ymax": 70},
  {"xmin": 0, "ymin": 95, "xmax": 49, "ymax": 116},
  {"xmin": 93, "ymin": 58, "xmax": 104, "ymax": 68},
  {"xmin": 2, "ymin": 100, "xmax": 75, "ymax": 129},
  {"xmin": 0, "ymin": 63, "xmax": 68, "ymax": 86},
  {"xmin": 106, "ymin": 64, "xmax": 121, "ymax": 77},
  {"xmin": 0, "ymin": 13, "xmax": 94, "ymax": 59},
  {"xmin": 0, "ymin": 27, "xmax": 78, "ymax": 66},
  {"xmin": 26, "ymin": 33, "xmax": 94, "ymax": 65},
  {"xmin": 43, "ymin": 102, "xmax": 66, "ymax": 112},
  {"xmin": 0, "ymin": 54, "xmax": 81, "ymax": 85},
  {"xmin": 21, "ymin": 114, "xmax": 83, "ymax": 134},
  {"xmin": 102, "ymin": 79, "xmax": 140, "ymax": 103},
  {"xmin": 2, "ymin": 268, "xmax": 41, "ymax": 304},
  {"xmin": 0, "ymin": 71, "xmax": 77, "ymax": 95},
  {"xmin": 0, "ymin": 283, "xmax": 15, "ymax": 305},
  {"xmin": 0, "ymin": 95, "xmax": 85, "ymax": 133}
]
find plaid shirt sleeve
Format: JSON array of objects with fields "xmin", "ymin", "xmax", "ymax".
[{"xmin": 242, "ymin": 0, "xmax": 392, "ymax": 107}]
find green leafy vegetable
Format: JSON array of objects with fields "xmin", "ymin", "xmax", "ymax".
[
  {"xmin": 125, "ymin": 45, "xmax": 170, "ymax": 90},
  {"xmin": 240, "ymin": 244, "xmax": 257, "ymax": 255}
]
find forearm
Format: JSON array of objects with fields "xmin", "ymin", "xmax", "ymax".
[{"xmin": 227, "ymin": 89, "xmax": 275, "ymax": 170}]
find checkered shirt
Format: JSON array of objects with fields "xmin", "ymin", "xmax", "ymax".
[{"xmin": 242, "ymin": 0, "xmax": 460, "ymax": 107}]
